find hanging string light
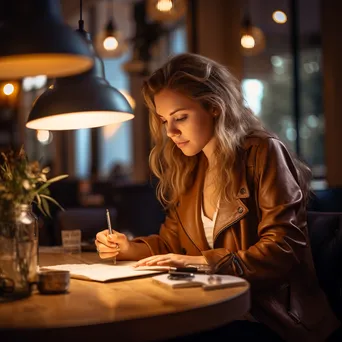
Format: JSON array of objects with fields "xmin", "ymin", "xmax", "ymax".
[
  {"xmin": 103, "ymin": 20, "xmax": 119, "ymax": 51},
  {"xmin": 240, "ymin": 1, "xmax": 266, "ymax": 56},
  {"xmin": 147, "ymin": 0, "xmax": 187, "ymax": 23},
  {"xmin": 96, "ymin": 0, "xmax": 128, "ymax": 58},
  {"xmin": 272, "ymin": 10, "xmax": 287, "ymax": 24}
]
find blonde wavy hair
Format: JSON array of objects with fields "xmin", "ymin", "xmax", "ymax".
[{"xmin": 142, "ymin": 53, "xmax": 311, "ymax": 208}]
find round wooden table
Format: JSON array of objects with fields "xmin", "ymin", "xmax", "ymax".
[{"xmin": 0, "ymin": 251, "xmax": 250, "ymax": 341}]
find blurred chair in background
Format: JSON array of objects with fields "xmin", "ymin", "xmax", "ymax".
[
  {"xmin": 112, "ymin": 182, "xmax": 166, "ymax": 238},
  {"xmin": 51, "ymin": 181, "xmax": 165, "ymax": 248},
  {"xmin": 308, "ymin": 188, "xmax": 342, "ymax": 212},
  {"xmin": 54, "ymin": 207, "xmax": 117, "ymax": 248},
  {"xmin": 307, "ymin": 211, "xmax": 342, "ymax": 321}
]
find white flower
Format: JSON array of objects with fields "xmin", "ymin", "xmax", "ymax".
[
  {"xmin": 39, "ymin": 174, "xmax": 47, "ymax": 182},
  {"xmin": 22, "ymin": 180, "xmax": 31, "ymax": 190}
]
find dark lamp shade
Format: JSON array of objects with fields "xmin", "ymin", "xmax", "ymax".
[
  {"xmin": 26, "ymin": 20, "xmax": 134, "ymax": 131},
  {"xmin": 0, "ymin": 1, "xmax": 93, "ymax": 79},
  {"xmin": 26, "ymin": 80, "xmax": 134, "ymax": 131}
]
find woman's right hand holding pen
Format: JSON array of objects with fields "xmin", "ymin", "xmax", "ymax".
[{"xmin": 95, "ymin": 229, "xmax": 130, "ymax": 259}]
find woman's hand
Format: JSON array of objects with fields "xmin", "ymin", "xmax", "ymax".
[
  {"xmin": 95, "ymin": 229, "xmax": 131, "ymax": 259},
  {"xmin": 133, "ymin": 253, "xmax": 208, "ymax": 267}
]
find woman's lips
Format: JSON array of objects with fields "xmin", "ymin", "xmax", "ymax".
[{"xmin": 175, "ymin": 141, "xmax": 189, "ymax": 148}]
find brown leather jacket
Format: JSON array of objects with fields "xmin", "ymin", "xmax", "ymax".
[{"xmin": 133, "ymin": 132, "xmax": 340, "ymax": 341}]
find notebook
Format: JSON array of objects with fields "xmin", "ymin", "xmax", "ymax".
[
  {"xmin": 152, "ymin": 273, "xmax": 247, "ymax": 290},
  {"xmin": 41, "ymin": 261, "xmax": 166, "ymax": 282}
]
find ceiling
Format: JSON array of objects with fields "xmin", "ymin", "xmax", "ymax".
[
  {"xmin": 0, "ymin": 0, "xmax": 320, "ymax": 36},
  {"xmin": 60, "ymin": 0, "xmax": 142, "ymax": 20},
  {"xmin": 0, "ymin": 0, "xmax": 137, "ymax": 22}
]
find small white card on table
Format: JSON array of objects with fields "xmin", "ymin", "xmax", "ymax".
[{"xmin": 152, "ymin": 273, "xmax": 247, "ymax": 290}]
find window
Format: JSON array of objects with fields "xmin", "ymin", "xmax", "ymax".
[
  {"xmin": 170, "ymin": 24, "xmax": 187, "ymax": 55},
  {"xmin": 98, "ymin": 55, "xmax": 133, "ymax": 179},
  {"xmin": 242, "ymin": 0, "xmax": 323, "ymax": 178}
]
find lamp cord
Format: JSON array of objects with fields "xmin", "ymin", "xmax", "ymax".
[
  {"xmin": 79, "ymin": 0, "xmax": 84, "ymax": 31},
  {"xmin": 106, "ymin": 0, "xmax": 114, "ymax": 21},
  {"xmin": 242, "ymin": 0, "xmax": 251, "ymax": 27}
]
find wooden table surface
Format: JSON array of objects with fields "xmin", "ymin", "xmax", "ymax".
[{"xmin": 0, "ymin": 250, "xmax": 250, "ymax": 342}]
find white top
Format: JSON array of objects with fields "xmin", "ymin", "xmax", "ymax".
[{"xmin": 201, "ymin": 206, "xmax": 218, "ymax": 249}]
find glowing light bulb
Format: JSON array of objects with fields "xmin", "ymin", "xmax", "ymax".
[
  {"xmin": 156, "ymin": 0, "xmax": 173, "ymax": 12},
  {"xmin": 35, "ymin": 75, "xmax": 47, "ymax": 89},
  {"xmin": 3, "ymin": 83, "xmax": 14, "ymax": 96},
  {"xmin": 241, "ymin": 35, "xmax": 255, "ymax": 49},
  {"xmin": 37, "ymin": 130, "xmax": 52, "ymax": 144},
  {"xmin": 23, "ymin": 77, "xmax": 34, "ymax": 92},
  {"xmin": 272, "ymin": 10, "xmax": 287, "ymax": 24},
  {"xmin": 103, "ymin": 36, "xmax": 118, "ymax": 51}
]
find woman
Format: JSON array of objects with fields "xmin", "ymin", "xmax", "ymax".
[{"xmin": 95, "ymin": 53, "xmax": 339, "ymax": 341}]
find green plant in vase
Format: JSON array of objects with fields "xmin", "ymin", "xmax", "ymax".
[
  {"xmin": 0, "ymin": 146, "xmax": 68, "ymax": 220},
  {"xmin": 0, "ymin": 147, "xmax": 68, "ymax": 299}
]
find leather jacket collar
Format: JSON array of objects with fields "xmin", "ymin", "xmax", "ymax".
[{"xmin": 176, "ymin": 151, "xmax": 250, "ymax": 251}]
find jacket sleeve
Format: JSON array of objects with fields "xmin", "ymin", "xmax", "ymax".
[
  {"xmin": 202, "ymin": 138, "xmax": 309, "ymax": 288},
  {"xmin": 132, "ymin": 208, "xmax": 182, "ymax": 256}
]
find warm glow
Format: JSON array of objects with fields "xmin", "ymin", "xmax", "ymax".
[
  {"xmin": 103, "ymin": 123, "xmax": 122, "ymax": 139},
  {"xmin": 0, "ymin": 54, "xmax": 93, "ymax": 79},
  {"xmin": 272, "ymin": 10, "xmax": 287, "ymax": 24},
  {"xmin": 241, "ymin": 35, "xmax": 255, "ymax": 49},
  {"xmin": 102, "ymin": 90, "xmax": 136, "ymax": 139},
  {"xmin": 26, "ymin": 112, "xmax": 134, "ymax": 131},
  {"xmin": 103, "ymin": 36, "xmax": 118, "ymax": 51},
  {"xmin": 3, "ymin": 83, "xmax": 14, "ymax": 95},
  {"xmin": 36, "ymin": 130, "xmax": 52, "ymax": 144},
  {"xmin": 119, "ymin": 90, "xmax": 136, "ymax": 110},
  {"xmin": 156, "ymin": 0, "xmax": 173, "ymax": 12}
]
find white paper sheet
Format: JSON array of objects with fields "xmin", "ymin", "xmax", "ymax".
[{"xmin": 41, "ymin": 261, "xmax": 165, "ymax": 282}]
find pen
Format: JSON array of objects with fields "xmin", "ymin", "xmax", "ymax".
[
  {"xmin": 179, "ymin": 264, "xmax": 213, "ymax": 274},
  {"xmin": 169, "ymin": 267, "xmax": 198, "ymax": 273},
  {"xmin": 105, "ymin": 208, "xmax": 116, "ymax": 264},
  {"xmin": 106, "ymin": 208, "xmax": 112, "ymax": 235}
]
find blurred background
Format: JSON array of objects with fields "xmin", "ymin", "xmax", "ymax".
[{"xmin": 0, "ymin": 0, "xmax": 341, "ymax": 246}]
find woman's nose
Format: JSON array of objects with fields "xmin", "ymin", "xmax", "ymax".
[{"xmin": 166, "ymin": 124, "xmax": 180, "ymax": 138}]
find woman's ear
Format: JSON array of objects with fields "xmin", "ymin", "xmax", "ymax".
[{"xmin": 211, "ymin": 108, "xmax": 219, "ymax": 118}]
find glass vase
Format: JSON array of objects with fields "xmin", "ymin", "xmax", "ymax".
[
  {"xmin": 0, "ymin": 204, "xmax": 38, "ymax": 302},
  {"xmin": 16, "ymin": 204, "xmax": 39, "ymax": 283}
]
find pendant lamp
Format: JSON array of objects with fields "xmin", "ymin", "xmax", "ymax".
[
  {"xmin": 26, "ymin": 2, "xmax": 134, "ymax": 131},
  {"xmin": 95, "ymin": 0, "xmax": 128, "ymax": 59},
  {"xmin": 0, "ymin": 0, "xmax": 93, "ymax": 79},
  {"xmin": 240, "ymin": 3, "xmax": 266, "ymax": 57},
  {"xmin": 147, "ymin": 0, "xmax": 187, "ymax": 23}
]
